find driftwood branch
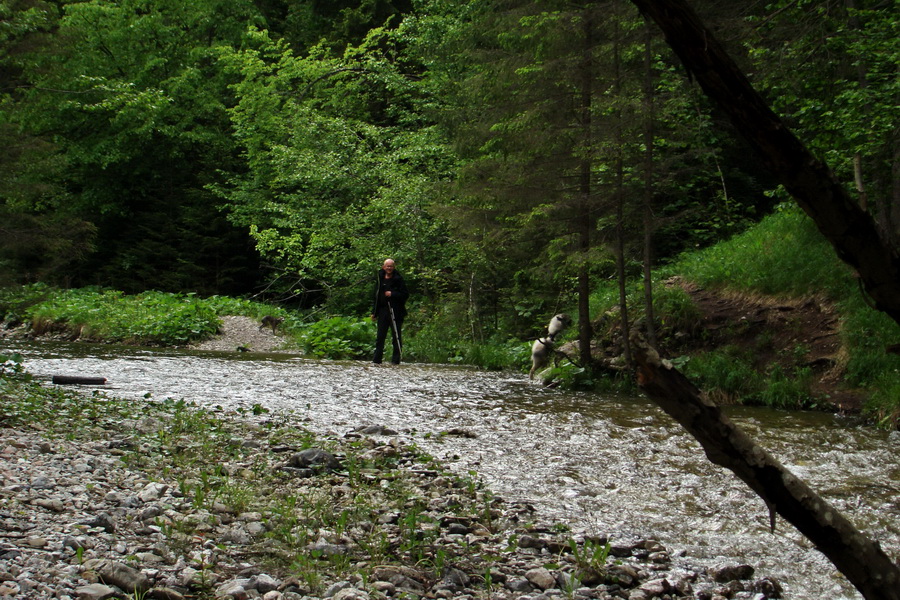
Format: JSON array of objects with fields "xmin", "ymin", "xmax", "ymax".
[
  {"xmin": 631, "ymin": 332, "xmax": 900, "ymax": 600},
  {"xmin": 625, "ymin": 2, "xmax": 900, "ymax": 595},
  {"xmin": 51, "ymin": 375, "xmax": 107, "ymax": 385}
]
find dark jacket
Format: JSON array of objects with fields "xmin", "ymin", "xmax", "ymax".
[{"xmin": 373, "ymin": 269, "xmax": 409, "ymax": 319}]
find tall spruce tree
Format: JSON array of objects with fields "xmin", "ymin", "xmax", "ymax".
[{"xmin": 422, "ymin": 0, "xmax": 658, "ymax": 363}]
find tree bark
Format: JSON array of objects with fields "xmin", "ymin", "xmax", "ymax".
[
  {"xmin": 630, "ymin": 0, "xmax": 900, "ymax": 329},
  {"xmin": 612, "ymin": 18, "xmax": 632, "ymax": 368},
  {"xmin": 642, "ymin": 23, "xmax": 658, "ymax": 348},
  {"xmin": 627, "ymin": 2, "xmax": 900, "ymax": 598},
  {"xmin": 631, "ymin": 335, "xmax": 900, "ymax": 600},
  {"xmin": 577, "ymin": 7, "xmax": 596, "ymax": 369}
]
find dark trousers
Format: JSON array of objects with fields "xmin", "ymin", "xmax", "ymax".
[{"xmin": 373, "ymin": 307, "xmax": 403, "ymax": 364}]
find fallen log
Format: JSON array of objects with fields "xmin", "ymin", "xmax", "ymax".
[
  {"xmin": 51, "ymin": 375, "xmax": 107, "ymax": 386},
  {"xmin": 630, "ymin": 330, "xmax": 900, "ymax": 600}
]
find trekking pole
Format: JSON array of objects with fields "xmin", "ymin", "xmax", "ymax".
[{"xmin": 387, "ymin": 301, "xmax": 402, "ymax": 362}]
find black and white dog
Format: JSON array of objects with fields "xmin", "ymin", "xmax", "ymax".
[{"xmin": 529, "ymin": 313, "xmax": 572, "ymax": 380}]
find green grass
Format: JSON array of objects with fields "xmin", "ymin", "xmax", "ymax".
[
  {"xmin": 0, "ymin": 285, "xmax": 295, "ymax": 348},
  {"xmin": 296, "ymin": 315, "xmax": 374, "ymax": 359},
  {"xmin": 26, "ymin": 288, "xmax": 221, "ymax": 345},
  {"xmin": 1, "ymin": 285, "xmax": 226, "ymax": 345},
  {"xmin": 668, "ymin": 204, "xmax": 853, "ymax": 298},
  {"xmin": 0, "ymin": 284, "xmax": 533, "ymax": 367},
  {"xmin": 403, "ymin": 300, "xmax": 533, "ymax": 370},
  {"xmin": 588, "ymin": 204, "xmax": 900, "ymax": 425}
]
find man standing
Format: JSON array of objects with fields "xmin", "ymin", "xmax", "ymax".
[{"xmin": 371, "ymin": 258, "xmax": 409, "ymax": 365}]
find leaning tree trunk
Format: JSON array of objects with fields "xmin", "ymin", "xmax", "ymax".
[
  {"xmin": 627, "ymin": 2, "xmax": 900, "ymax": 598},
  {"xmin": 630, "ymin": 0, "xmax": 900, "ymax": 330},
  {"xmin": 631, "ymin": 335, "xmax": 900, "ymax": 600}
]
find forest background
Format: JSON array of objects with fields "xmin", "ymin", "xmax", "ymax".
[{"xmin": 1, "ymin": 0, "xmax": 898, "ymax": 424}]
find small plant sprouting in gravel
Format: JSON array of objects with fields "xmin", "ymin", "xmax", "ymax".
[{"xmin": 1, "ymin": 369, "xmax": 537, "ymax": 597}]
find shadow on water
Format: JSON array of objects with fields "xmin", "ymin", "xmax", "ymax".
[{"xmin": 3, "ymin": 339, "xmax": 899, "ymax": 600}]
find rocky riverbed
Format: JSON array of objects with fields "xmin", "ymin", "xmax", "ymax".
[
  {"xmin": 0, "ymin": 372, "xmax": 786, "ymax": 600},
  {"xmin": 190, "ymin": 316, "xmax": 290, "ymax": 354}
]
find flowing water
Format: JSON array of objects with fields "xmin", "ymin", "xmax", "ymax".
[{"xmin": 4, "ymin": 340, "xmax": 899, "ymax": 599}]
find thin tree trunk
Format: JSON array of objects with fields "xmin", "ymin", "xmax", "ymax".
[
  {"xmin": 845, "ymin": 1, "xmax": 872, "ymax": 218},
  {"xmin": 892, "ymin": 133, "xmax": 900, "ymax": 238},
  {"xmin": 577, "ymin": 7, "xmax": 595, "ymax": 369},
  {"xmin": 613, "ymin": 18, "xmax": 632, "ymax": 367},
  {"xmin": 468, "ymin": 272, "xmax": 480, "ymax": 343},
  {"xmin": 642, "ymin": 24, "xmax": 658, "ymax": 348}
]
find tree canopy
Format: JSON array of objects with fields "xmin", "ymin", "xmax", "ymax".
[{"xmin": 0, "ymin": 0, "xmax": 895, "ymax": 325}]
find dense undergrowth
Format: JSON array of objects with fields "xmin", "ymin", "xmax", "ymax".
[
  {"xmin": 594, "ymin": 204, "xmax": 900, "ymax": 427},
  {"xmin": 2, "ymin": 205, "xmax": 899, "ymax": 427},
  {"xmin": 0, "ymin": 283, "xmax": 532, "ymax": 370}
]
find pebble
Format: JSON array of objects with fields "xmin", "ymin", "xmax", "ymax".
[{"xmin": 0, "ymin": 414, "xmax": 781, "ymax": 600}]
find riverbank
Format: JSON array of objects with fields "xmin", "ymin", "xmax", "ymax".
[
  {"xmin": 0, "ymin": 374, "xmax": 785, "ymax": 600},
  {"xmin": 0, "ymin": 281, "xmax": 878, "ymax": 419},
  {"xmin": 190, "ymin": 315, "xmax": 292, "ymax": 353}
]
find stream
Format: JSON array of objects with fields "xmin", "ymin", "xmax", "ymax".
[{"xmin": 3, "ymin": 340, "xmax": 899, "ymax": 599}]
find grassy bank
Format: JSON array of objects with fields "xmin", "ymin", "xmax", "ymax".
[
  {"xmin": 678, "ymin": 206, "xmax": 900, "ymax": 427},
  {"xmin": 3, "ymin": 205, "xmax": 899, "ymax": 426},
  {"xmin": 0, "ymin": 284, "xmax": 527, "ymax": 369},
  {"xmin": 590, "ymin": 205, "xmax": 900, "ymax": 427},
  {"xmin": 0, "ymin": 285, "xmax": 374, "ymax": 359}
]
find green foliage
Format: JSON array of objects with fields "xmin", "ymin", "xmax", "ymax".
[
  {"xmin": 215, "ymin": 25, "xmax": 456, "ymax": 313},
  {"xmin": 1, "ymin": 0, "xmax": 262, "ymax": 294},
  {"xmin": 0, "ymin": 352, "xmax": 27, "ymax": 380},
  {"xmin": 26, "ymin": 288, "xmax": 220, "ymax": 345},
  {"xmin": 652, "ymin": 284, "xmax": 702, "ymax": 336},
  {"xmin": 681, "ymin": 350, "xmax": 814, "ymax": 410},
  {"xmin": 405, "ymin": 327, "xmax": 524, "ymax": 370},
  {"xmin": 457, "ymin": 340, "xmax": 525, "ymax": 371},
  {"xmin": 569, "ymin": 537, "xmax": 611, "ymax": 572},
  {"xmin": 748, "ymin": 2, "xmax": 897, "ymax": 216},
  {"xmin": 757, "ymin": 366, "xmax": 815, "ymax": 411},
  {"xmin": 403, "ymin": 300, "xmax": 527, "ymax": 369},
  {"xmin": 866, "ymin": 376, "xmax": 900, "ymax": 429},
  {"xmin": 0, "ymin": 282, "xmax": 54, "ymax": 323},
  {"xmin": 839, "ymin": 297, "xmax": 900, "ymax": 389},
  {"xmin": 536, "ymin": 362, "xmax": 597, "ymax": 391},
  {"xmin": 402, "ymin": 300, "xmax": 468, "ymax": 363},
  {"xmin": 0, "ymin": 284, "xmax": 309, "ymax": 346},
  {"xmin": 668, "ymin": 205, "xmax": 851, "ymax": 299},
  {"xmin": 681, "ymin": 349, "xmax": 764, "ymax": 403},
  {"xmin": 297, "ymin": 316, "xmax": 374, "ymax": 360}
]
